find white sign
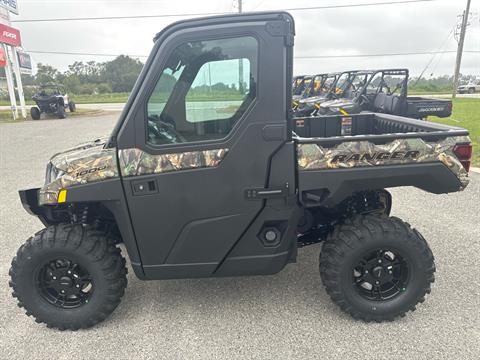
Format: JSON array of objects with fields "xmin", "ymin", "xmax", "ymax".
[
  {"xmin": 0, "ymin": 7, "xmax": 10, "ymax": 25},
  {"xmin": 0, "ymin": 0, "xmax": 18, "ymax": 15}
]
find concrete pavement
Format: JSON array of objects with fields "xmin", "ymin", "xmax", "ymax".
[{"xmin": 0, "ymin": 114, "xmax": 479, "ymax": 359}]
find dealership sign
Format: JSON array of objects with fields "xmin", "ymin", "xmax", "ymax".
[
  {"xmin": 0, "ymin": 23, "xmax": 20, "ymax": 46},
  {"xmin": 17, "ymin": 50, "xmax": 31, "ymax": 73},
  {"xmin": 0, "ymin": 0, "xmax": 18, "ymax": 15},
  {"xmin": 17, "ymin": 50, "xmax": 31, "ymax": 71},
  {"xmin": 0, "ymin": 47, "xmax": 6, "ymax": 67}
]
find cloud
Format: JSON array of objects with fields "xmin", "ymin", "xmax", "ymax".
[{"xmin": 11, "ymin": 0, "xmax": 480, "ymax": 76}]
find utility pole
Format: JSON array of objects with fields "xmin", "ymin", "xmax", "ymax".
[
  {"xmin": 237, "ymin": 0, "xmax": 244, "ymax": 94},
  {"xmin": 452, "ymin": 0, "xmax": 471, "ymax": 98}
]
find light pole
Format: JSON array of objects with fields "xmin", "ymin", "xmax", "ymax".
[
  {"xmin": 237, "ymin": 0, "xmax": 244, "ymax": 94},
  {"xmin": 452, "ymin": 0, "xmax": 472, "ymax": 98}
]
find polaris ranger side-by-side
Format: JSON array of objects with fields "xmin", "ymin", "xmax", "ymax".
[
  {"xmin": 294, "ymin": 71, "xmax": 358, "ymax": 116},
  {"xmin": 318, "ymin": 69, "xmax": 452, "ymax": 118},
  {"xmin": 292, "ymin": 75, "xmax": 312, "ymax": 104},
  {"xmin": 292, "ymin": 73, "xmax": 327, "ymax": 109},
  {"xmin": 10, "ymin": 12, "xmax": 473, "ymax": 330}
]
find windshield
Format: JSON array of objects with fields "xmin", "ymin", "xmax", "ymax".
[
  {"xmin": 335, "ymin": 74, "xmax": 351, "ymax": 93},
  {"xmin": 303, "ymin": 75, "xmax": 326, "ymax": 97},
  {"xmin": 38, "ymin": 86, "xmax": 61, "ymax": 96},
  {"xmin": 342, "ymin": 73, "xmax": 370, "ymax": 99},
  {"xmin": 321, "ymin": 76, "xmax": 336, "ymax": 94},
  {"xmin": 293, "ymin": 77, "xmax": 312, "ymax": 96}
]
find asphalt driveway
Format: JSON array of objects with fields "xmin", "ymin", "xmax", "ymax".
[{"xmin": 0, "ymin": 114, "xmax": 479, "ymax": 359}]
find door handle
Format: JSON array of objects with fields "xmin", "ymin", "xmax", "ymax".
[{"xmin": 131, "ymin": 179, "xmax": 158, "ymax": 196}]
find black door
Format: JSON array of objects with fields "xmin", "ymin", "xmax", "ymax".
[{"xmin": 115, "ymin": 13, "xmax": 295, "ymax": 279}]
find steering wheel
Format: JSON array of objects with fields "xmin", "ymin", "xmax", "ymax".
[
  {"xmin": 147, "ymin": 117, "xmax": 187, "ymax": 144},
  {"xmin": 359, "ymin": 94, "xmax": 370, "ymax": 105}
]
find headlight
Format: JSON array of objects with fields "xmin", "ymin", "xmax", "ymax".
[{"xmin": 45, "ymin": 162, "xmax": 65, "ymax": 185}]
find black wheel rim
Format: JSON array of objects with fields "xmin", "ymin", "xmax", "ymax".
[
  {"xmin": 36, "ymin": 258, "xmax": 93, "ymax": 308},
  {"xmin": 352, "ymin": 249, "xmax": 409, "ymax": 301}
]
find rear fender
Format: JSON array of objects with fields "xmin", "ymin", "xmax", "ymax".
[{"xmin": 298, "ymin": 163, "xmax": 464, "ymax": 207}]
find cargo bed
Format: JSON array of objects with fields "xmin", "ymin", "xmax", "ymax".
[{"xmin": 293, "ymin": 112, "xmax": 471, "ymax": 206}]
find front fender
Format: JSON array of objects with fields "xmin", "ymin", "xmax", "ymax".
[
  {"xmin": 19, "ymin": 188, "xmax": 51, "ymax": 226},
  {"xmin": 19, "ymin": 180, "xmax": 145, "ymax": 279}
]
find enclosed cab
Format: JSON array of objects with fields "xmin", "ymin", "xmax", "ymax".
[{"xmin": 10, "ymin": 12, "xmax": 472, "ymax": 330}]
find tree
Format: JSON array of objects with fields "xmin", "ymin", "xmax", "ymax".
[
  {"xmin": 101, "ymin": 55, "xmax": 144, "ymax": 92},
  {"xmin": 35, "ymin": 63, "xmax": 59, "ymax": 85}
]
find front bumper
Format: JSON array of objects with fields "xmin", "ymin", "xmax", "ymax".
[{"xmin": 19, "ymin": 188, "xmax": 51, "ymax": 226}]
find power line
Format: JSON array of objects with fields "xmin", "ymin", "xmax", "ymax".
[
  {"xmin": 27, "ymin": 50, "xmax": 148, "ymax": 58},
  {"xmin": 283, "ymin": 0, "xmax": 440, "ymax": 12},
  {"xmin": 11, "ymin": 0, "xmax": 441, "ymax": 23},
  {"xmin": 11, "ymin": 11, "xmax": 225, "ymax": 23},
  {"xmin": 296, "ymin": 50, "xmax": 479, "ymax": 59},
  {"xmin": 26, "ymin": 49, "xmax": 479, "ymax": 59},
  {"xmin": 414, "ymin": 28, "xmax": 454, "ymax": 84}
]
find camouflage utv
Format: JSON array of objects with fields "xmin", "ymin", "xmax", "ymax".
[{"xmin": 10, "ymin": 12, "xmax": 473, "ymax": 330}]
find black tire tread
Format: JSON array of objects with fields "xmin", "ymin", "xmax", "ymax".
[
  {"xmin": 319, "ymin": 215, "xmax": 435, "ymax": 322},
  {"xmin": 30, "ymin": 107, "xmax": 41, "ymax": 120},
  {"xmin": 9, "ymin": 223, "xmax": 127, "ymax": 330}
]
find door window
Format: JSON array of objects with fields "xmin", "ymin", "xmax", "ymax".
[{"xmin": 146, "ymin": 36, "xmax": 258, "ymax": 146}]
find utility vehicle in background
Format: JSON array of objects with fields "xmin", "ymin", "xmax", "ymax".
[
  {"xmin": 292, "ymin": 73, "xmax": 328, "ymax": 109},
  {"xmin": 10, "ymin": 12, "xmax": 472, "ymax": 330},
  {"xmin": 294, "ymin": 71, "xmax": 358, "ymax": 116},
  {"xmin": 31, "ymin": 84, "xmax": 76, "ymax": 120},
  {"xmin": 317, "ymin": 69, "xmax": 452, "ymax": 119},
  {"xmin": 292, "ymin": 75, "xmax": 312, "ymax": 104}
]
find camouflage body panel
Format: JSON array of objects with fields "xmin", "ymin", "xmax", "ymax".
[
  {"xmin": 297, "ymin": 136, "xmax": 470, "ymax": 189},
  {"xmin": 39, "ymin": 143, "xmax": 118, "ymax": 205},
  {"xmin": 118, "ymin": 148, "xmax": 228, "ymax": 177},
  {"xmin": 38, "ymin": 138, "xmax": 229, "ymax": 205}
]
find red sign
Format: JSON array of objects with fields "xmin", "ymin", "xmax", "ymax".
[
  {"xmin": 0, "ymin": 47, "xmax": 6, "ymax": 67},
  {"xmin": 0, "ymin": 23, "xmax": 20, "ymax": 46}
]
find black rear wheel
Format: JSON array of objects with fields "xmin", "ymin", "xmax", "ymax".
[
  {"xmin": 57, "ymin": 104, "xmax": 66, "ymax": 119},
  {"xmin": 9, "ymin": 224, "xmax": 127, "ymax": 330},
  {"xmin": 320, "ymin": 215, "xmax": 435, "ymax": 322},
  {"xmin": 30, "ymin": 106, "xmax": 41, "ymax": 120}
]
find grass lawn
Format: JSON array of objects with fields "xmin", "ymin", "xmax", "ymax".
[
  {"xmin": 0, "ymin": 93, "xmax": 131, "ymax": 106},
  {"xmin": 429, "ymin": 98, "xmax": 480, "ymax": 167},
  {"xmin": 0, "ymin": 108, "xmax": 102, "ymax": 124},
  {"xmin": 408, "ymin": 91, "xmax": 450, "ymax": 95},
  {"xmin": 0, "ymin": 92, "xmax": 245, "ymax": 105}
]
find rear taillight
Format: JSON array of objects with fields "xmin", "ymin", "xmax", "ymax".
[{"xmin": 453, "ymin": 144, "xmax": 473, "ymax": 172}]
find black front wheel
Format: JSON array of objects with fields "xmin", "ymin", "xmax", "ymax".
[
  {"xmin": 68, "ymin": 101, "xmax": 76, "ymax": 112},
  {"xmin": 9, "ymin": 224, "xmax": 128, "ymax": 330},
  {"xmin": 320, "ymin": 215, "xmax": 435, "ymax": 322},
  {"xmin": 30, "ymin": 106, "xmax": 41, "ymax": 120}
]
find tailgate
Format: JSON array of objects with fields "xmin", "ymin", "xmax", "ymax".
[{"xmin": 407, "ymin": 97, "xmax": 452, "ymax": 118}]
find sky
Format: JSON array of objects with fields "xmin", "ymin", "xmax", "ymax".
[{"xmin": 8, "ymin": 0, "xmax": 480, "ymax": 77}]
